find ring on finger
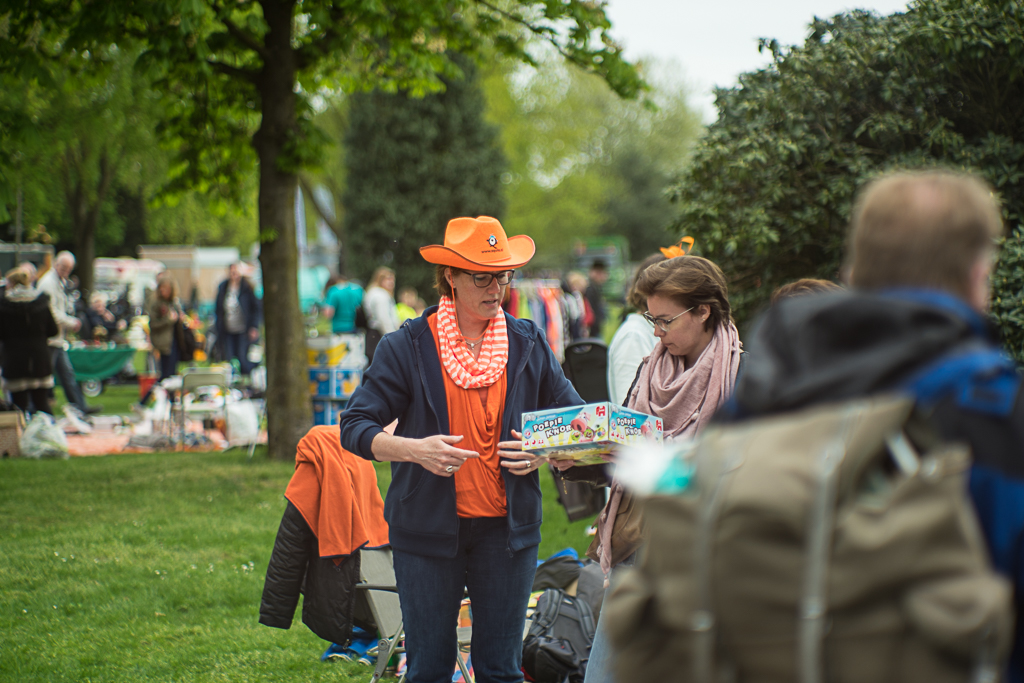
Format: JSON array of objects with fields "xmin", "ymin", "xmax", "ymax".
[{"xmin": 445, "ymin": 465, "xmax": 454, "ymax": 473}]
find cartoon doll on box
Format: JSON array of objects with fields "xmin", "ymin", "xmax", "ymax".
[{"xmin": 571, "ymin": 417, "xmax": 592, "ymax": 443}]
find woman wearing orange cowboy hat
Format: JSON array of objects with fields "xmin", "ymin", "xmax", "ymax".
[{"xmin": 339, "ymin": 216, "xmax": 583, "ymax": 683}]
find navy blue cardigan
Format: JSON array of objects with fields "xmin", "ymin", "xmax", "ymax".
[{"xmin": 339, "ymin": 307, "xmax": 583, "ymax": 558}]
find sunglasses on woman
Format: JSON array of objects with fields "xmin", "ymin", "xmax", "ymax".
[
  {"xmin": 643, "ymin": 306, "xmax": 694, "ymax": 332},
  {"xmin": 457, "ymin": 269, "xmax": 516, "ymax": 288}
]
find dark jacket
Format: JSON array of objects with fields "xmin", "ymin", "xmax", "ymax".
[
  {"xmin": 0, "ymin": 287, "xmax": 58, "ymax": 380},
  {"xmin": 584, "ymin": 284, "xmax": 606, "ymax": 337},
  {"xmin": 259, "ymin": 502, "xmax": 360, "ymax": 645},
  {"xmin": 338, "ymin": 307, "xmax": 583, "ymax": 558},
  {"xmin": 214, "ymin": 278, "xmax": 260, "ymax": 337},
  {"xmin": 722, "ymin": 288, "xmax": 1024, "ymax": 681},
  {"xmin": 83, "ymin": 308, "xmax": 119, "ymax": 341}
]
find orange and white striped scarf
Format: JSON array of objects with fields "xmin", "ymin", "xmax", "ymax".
[{"xmin": 436, "ymin": 295, "xmax": 509, "ymax": 389}]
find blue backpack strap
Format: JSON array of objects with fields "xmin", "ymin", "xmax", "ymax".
[{"xmin": 902, "ymin": 343, "xmax": 1021, "ymax": 418}]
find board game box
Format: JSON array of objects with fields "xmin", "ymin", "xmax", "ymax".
[{"xmin": 521, "ymin": 402, "xmax": 663, "ymax": 465}]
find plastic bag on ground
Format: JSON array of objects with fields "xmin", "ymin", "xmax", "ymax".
[
  {"xmin": 226, "ymin": 399, "xmax": 260, "ymax": 448},
  {"xmin": 20, "ymin": 413, "xmax": 70, "ymax": 459}
]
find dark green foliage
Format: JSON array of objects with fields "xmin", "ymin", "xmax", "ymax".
[
  {"xmin": 343, "ymin": 58, "xmax": 507, "ymax": 298},
  {"xmin": 991, "ymin": 230, "xmax": 1024, "ymax": 361},
  {"xmin": 669, "ymin": 0, "xmax": 1024, "ymax": 347}
]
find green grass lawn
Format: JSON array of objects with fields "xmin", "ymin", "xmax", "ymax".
[{"xmin": 0, "ymin": 447, "xmax": 598, "ymax": 682}]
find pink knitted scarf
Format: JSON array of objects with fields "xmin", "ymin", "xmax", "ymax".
[{"xmin": 598, "ymin": 322, "xmax": 742, "ymax": 580}]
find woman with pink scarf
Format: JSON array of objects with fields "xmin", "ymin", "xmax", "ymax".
[{"xmin": 557, "ymin": 255, "xmax": 742, "ymax": 683}]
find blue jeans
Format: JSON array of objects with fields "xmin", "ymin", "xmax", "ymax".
[
  {"xmin": 51, "ymin": 347, "xmax": 87, "ymax": 412},
  {"xmin": 583, "ymin": 554, "xmax": 635, "ymax": 683},
  {"xmin": 221, "ymin": 332, "xmax": 252, "ymax": 374},
  {"xmin": 393, "ymin": 517, "xmax": 537, "ymax": 683},
  {"xmin": 158, "ymin": 341, "xmax": 180, "ymax": 381}
]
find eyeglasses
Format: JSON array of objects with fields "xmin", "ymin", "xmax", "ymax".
[
  {"xmin": 643, "ymin": 306, "xmax": 694, "ymax": 332},
  {"xmin": 457, "ymin": 269, "xmax": 515, "ymax": 288}
]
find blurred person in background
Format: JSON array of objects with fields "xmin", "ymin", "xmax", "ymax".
[
  {"xmin": 396, "ymin": 286, "xmax": 419, "ymax": 322},
  {"xmin": 146, "ymin": 272, "xmax": 184, "ymax": 381},
  {"xmin": 362, "ymin": 267, "xmax": 399, "ymax": 362},
  {"xmin": 37, "ymin": 251, "xmax": 95, "ymax": 415},
  {"xmin": 364, "ymin": 267, "xmax": 400, "ymax": 336},
  {"xmin": 606, "ymin": 253, "xmax": 667, "ymax": 405},
  {"xmin": 0, "ymin": 267, "xmax": 58, "ymax": 414},
  {"xmin": 321, "ymin": 272, "xmax": 363, "ymax": 334},
  {"xmin": 557, "ymin": 255, "xmax": 742, "ymax": 683},
  {"xmin": 83, "ymin": 293, "xmax": 127, "ymax": 342},
  {"xmin": 585, "ymin": 260, "xmax": 609, "ymax": 340},
  {"xmin": 215, "ymin": 262, "xmax": 261, "ymax": 375},
  {"xmin": 563, "ymin": 271, "xmax": 593, "ymax": 341},
  {"xmin": 17, "ymin": 261, "xmax": 38, "ymax": 284},
  {"xmin": 770, "ymin": 277, "xmax": 842, "ymax": 304}
]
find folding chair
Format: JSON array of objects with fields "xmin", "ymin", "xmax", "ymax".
[
  {"xmin": 561, "ymin": 339, "xmax": 609, "ymax": 403},
  {"xmin": 358, "ymin": 548, "xmax": 475, "ymax": 683},
  {"xmin": 556, "ymin": 339, "xmax": 610, "ymax": 522},
  {"xmin": 175, "ymin": 366, "xmax": 231, "ymax": 449}
]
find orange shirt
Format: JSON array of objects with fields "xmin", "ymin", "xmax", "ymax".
[{"xmin": 428, "ymin": 314, "xmax": 508, "ymax": 518}]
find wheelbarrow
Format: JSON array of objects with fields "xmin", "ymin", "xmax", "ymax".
[{"xmin": 67, "ymin": 345, "xmax": 139, "ymax": 397}]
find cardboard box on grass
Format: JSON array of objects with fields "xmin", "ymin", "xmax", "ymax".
[
  {"xmin": 0, "ymin": 411, "xmax": 26, "ymax": 458},
  {"xmin": 521, "ymin": 402, "xmax": 663, "ymax": 465}
]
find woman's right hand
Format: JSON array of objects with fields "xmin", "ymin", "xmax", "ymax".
[{"xmin": 407, "ymin": 434, "xmax": 479, "ymax": 477}]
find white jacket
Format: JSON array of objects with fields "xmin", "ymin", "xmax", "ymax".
[
  {"xmin": 37, "ymin": 268, "xmax": 78, "ymax": 348},
  {"xmin": 607, "ymin": 313, "xmax": 657, "ymax": 405}
]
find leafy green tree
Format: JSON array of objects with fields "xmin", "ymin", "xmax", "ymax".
[
  {"xmin": 483, "ymin": 54, "xmax": 701, "ymax": 269},
  {"xmin": 342, "ymin": 56, "xmax": 506, "ymax": 300},
  {"xmin": 0, "ymin": 47, "xmax": 159, "ymax": 292},
  {"xmin": 668, "ymin": 0, "xmax": 1024, "ymax": 335},
  {"xmin": 1, "ymin": 0, "xmax": 643, "ymax": 458},
  {"xmin": 0, "ymin": 48, "xmax": 258, "ymax": 287}
]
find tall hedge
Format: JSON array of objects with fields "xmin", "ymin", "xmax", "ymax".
[
  {"xmin": 669, "ymin": 0, "xmax": 1024, "ymax": 356},
  {"xmin": 343, "ymin": 56, "xmax": 507, "ymax": 301}
]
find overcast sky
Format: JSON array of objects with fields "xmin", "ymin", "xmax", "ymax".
[{"xmin": 603, "ymin": 0, "xmax": 911, "ymax": 120}]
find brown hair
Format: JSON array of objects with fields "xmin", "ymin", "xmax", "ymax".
[
  {"xmin": 770, "ymin": 278, "xmax": 842, "ymax": 304},
  {"xmin": 847, "ymin": 171, "xmax": 1003, "ymax": 298},
  {"xmin": 635, "ymin": 256, "xmax": 731, "ymax": 331},
  {"xmin": 434, "ymin": 265, "xmax": 453, "ymax": 298},
  {"xmin": 627, "ymin": 253, "xmax": 668, "ymax": 310},
  {"xmin": 6, "ymin": 267, "xmax": 29, "ymax": 287},
  {"xmin": 155, "ymin": 272, "xmax": 179, "ymax": 300}
]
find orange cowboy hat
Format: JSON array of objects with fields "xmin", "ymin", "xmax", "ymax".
[{"xmin": 420, "ymin": 216, "xmax": 535, "ymax": 271}]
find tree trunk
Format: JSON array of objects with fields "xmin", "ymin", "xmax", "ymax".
[
  {"xmin": 67, "ymin": 146, "xmax": 116, "ymax": 295},
  {"xmin": 75, "ymin": 219, "xmax": 97, "ymax": 294},
  {"xmin": 253, "ymin": 0, "xmax": 312, "ymax": 460}
]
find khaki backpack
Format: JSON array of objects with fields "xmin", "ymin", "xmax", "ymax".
[{"xmin": 604, "ymin": 395, "xmax": 1013, "ymax": 683}]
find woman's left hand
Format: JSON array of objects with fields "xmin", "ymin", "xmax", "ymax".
[{"xmin": 499, "ymin": 429, "xmax": 547, "ymax": 476}]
